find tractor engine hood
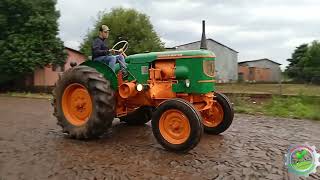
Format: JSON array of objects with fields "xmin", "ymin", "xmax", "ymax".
[{"xmin": 125, "ymin": 50, "xmax": 215, "ymax": 64}]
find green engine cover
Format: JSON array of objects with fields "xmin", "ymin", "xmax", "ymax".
[
  {"xmin": 172, "ymin": 57, "xmax": 215, "ymax": 93},
  {"xmin": 125, "ymin": 49, "xmax": 216, "ymax": 94}
]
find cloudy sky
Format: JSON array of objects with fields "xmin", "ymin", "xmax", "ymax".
[{"xmin": 56, "ymin": 0, "xmax": 320, "ymax": 69}]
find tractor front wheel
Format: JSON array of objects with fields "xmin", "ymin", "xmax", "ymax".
[
  {"xmin": 52, "ymin": 65, "xmax": 115, "ymax": 139},
  {"xmin": 202, "ymin": 92, "xmax": 234, "ymax": 135},
  {"xmin": 152, "ymin": 98, "xmax": 203, "ymax": 152}
]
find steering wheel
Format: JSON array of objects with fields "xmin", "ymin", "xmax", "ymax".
[{"xmin": 110, "ymin": 40, "xmax": 128, "ymax": 57}]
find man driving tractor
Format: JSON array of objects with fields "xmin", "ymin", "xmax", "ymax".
[
  {"xmin": 52, "ymin": 21, "xmax": 234, "ymax": 153},
  {"xmin": 92, "ymin": 25, "xmax": 128, "ymax": 77}
]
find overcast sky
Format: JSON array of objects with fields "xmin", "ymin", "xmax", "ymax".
[{"xmin": 56, "ymin": 0, "xmax": 320, "ymax": 69}]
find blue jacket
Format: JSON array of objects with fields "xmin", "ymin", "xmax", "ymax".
[{"xmin": 92, "ymin": 37, "xmax": 110, "ymax": 59}]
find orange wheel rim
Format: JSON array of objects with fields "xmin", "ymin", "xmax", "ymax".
[
  {"xmin": 62, "ymin": 83, "xmax": 92, "ymax": 126},
  {"xmin": 159, "ymin": 109, "xmax": 191, "ymax": 144},
  {"xmin": 202, "ymin": 102, "xmax": 224, "ymax": 127}
]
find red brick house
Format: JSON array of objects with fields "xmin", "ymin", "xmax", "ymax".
[
  {"xmin": 30, "ymin": 47, "xmax": 87, "ymax": 87},
  {"xmin": 238, "ymin": 58, "xmax": 281, "ymax": 82}
]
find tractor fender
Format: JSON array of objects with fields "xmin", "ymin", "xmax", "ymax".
[{"xmin": 80, "ymin": 61, "xmax": 118, "ymax": 90}]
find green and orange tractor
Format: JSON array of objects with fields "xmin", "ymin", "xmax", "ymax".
[{"xmin": 52, "ymin": 21, "xmax": 234, "ymax": 152}]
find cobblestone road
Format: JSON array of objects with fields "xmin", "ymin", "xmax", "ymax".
[{"xmin": 0, "ymin": 97, "xmax": 320, "ymax": 180}]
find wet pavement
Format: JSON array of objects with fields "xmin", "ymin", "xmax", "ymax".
[{"xmin": 0, "ymin": 96, "xmax": 320, "ymax": 180}]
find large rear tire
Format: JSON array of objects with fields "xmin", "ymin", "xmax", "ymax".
[
  {"xmin": 119, "ymin": 106, "xmax": 153, "ymax": 125},
  {"xmin": 152, "ymin": 98, "xmax": 203, "ymax": 153},
  {"xmin": 52, "ymin": 65, "xmax": 115, "ymax": 139},
  {"xmin": 202, "ymin": 92, "xmax": 234, "ymax": 135}
]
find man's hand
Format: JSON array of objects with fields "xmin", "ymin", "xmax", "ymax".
[{"xmin": 109, "ymin": 49, "xmax": 115, "ymax": 54}]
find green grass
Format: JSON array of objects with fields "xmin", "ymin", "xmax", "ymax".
[
  {"xmin": 231, "ymin": 95, "xmax": 320, "ymax": 120},
  {"xmin": 216, "ymin": 83, "xmax": 320, "ymax": 96}
]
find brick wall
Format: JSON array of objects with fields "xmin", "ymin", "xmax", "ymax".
[
  {"xmin": 33, "ymin": 48, "xmax": 86, "ymax": 86},
  {"xmin": 238, "ymin": 65, "xmax": 273, "ymax": 82}
]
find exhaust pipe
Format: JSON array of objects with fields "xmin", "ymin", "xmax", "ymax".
[{"xmin": 200, "ymin": 20, "xmax": 207, "ymax": 50}]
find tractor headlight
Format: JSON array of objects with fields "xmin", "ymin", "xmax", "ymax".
[
  {"xmin": 136, "ymin": 84, "xmax": 143, "ymax": 91},
  {"xmin": 185, "ymin": 79, "xmax": 190, "ymax": 87}
]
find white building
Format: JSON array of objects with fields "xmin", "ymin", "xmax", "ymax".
[{"xmin": 168, "ymin": 38, "xmax": 238, "ymax": 83}]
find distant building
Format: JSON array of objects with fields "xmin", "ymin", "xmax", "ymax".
[
  {"xmin": 238, "ymin": 58, "xmax": 281, "ymax": 82},
  {"xmin": 167, "ymin": 38, "xmax": 238, "ymax": 83},
  {"xmin": 28, "ymin": 47, "xmax": 86, "ymax": 87}
]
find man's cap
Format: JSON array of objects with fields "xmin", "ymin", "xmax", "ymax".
[{"xmin": 100, "ymin": 25, "xmax": 110, "ymax": 32}]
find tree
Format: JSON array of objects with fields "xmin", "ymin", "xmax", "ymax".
[
  {"xmin": 304, "ymin": 41, "xmax": 320, "ymax": 83},
  {"xmin": 285, "ymin": 44, "xmax": 308, "ymax": 82},
  {"xmin": 0, "ymin": 0, "xmax": 66, "ymax": 84},
  {"xmin": 285, "ymin": 42, "xmax": 320, "ymax": 83},
  {"xmin": 80, "ymin": 7, "xmax": 165, "ymax": 57}
]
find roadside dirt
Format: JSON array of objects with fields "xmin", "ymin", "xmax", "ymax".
[{"xmin": 0, "ymin": 97, "xmax": 320, "ymax": 180}]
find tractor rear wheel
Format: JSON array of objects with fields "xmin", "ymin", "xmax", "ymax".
[
  {"xmin": 202, "ymin": 92, "xmax": 234, "ymax": 135},
  {"xmin": 152, "ymin": 98, "xmax": 203, "ymax": 152},
  {"xmin": 52, "ymin": 65, "xmax": 115, "ymax": 139},
  {"xmin": 119, "ymin": 106, "xmax": 153, "ymax": 125}
]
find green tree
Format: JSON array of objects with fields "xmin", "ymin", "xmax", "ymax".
[
  {"xmin": 80, "ymin": 7, "xmax": 165, "ymax": 57},
  {"xmin": 286, "ymin": 44, "xmax": 308, "ymax": 82},
  {"xmin": 304, "ymin": 41, "xmax": 320, "ymax": 83},
  {"xmin": 0, "ymin": 0, "xmax": 66, "ymax": 84},
  {"xmin": 286, "ymin": 41, "xmax": 320, "ymax": 83}
]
